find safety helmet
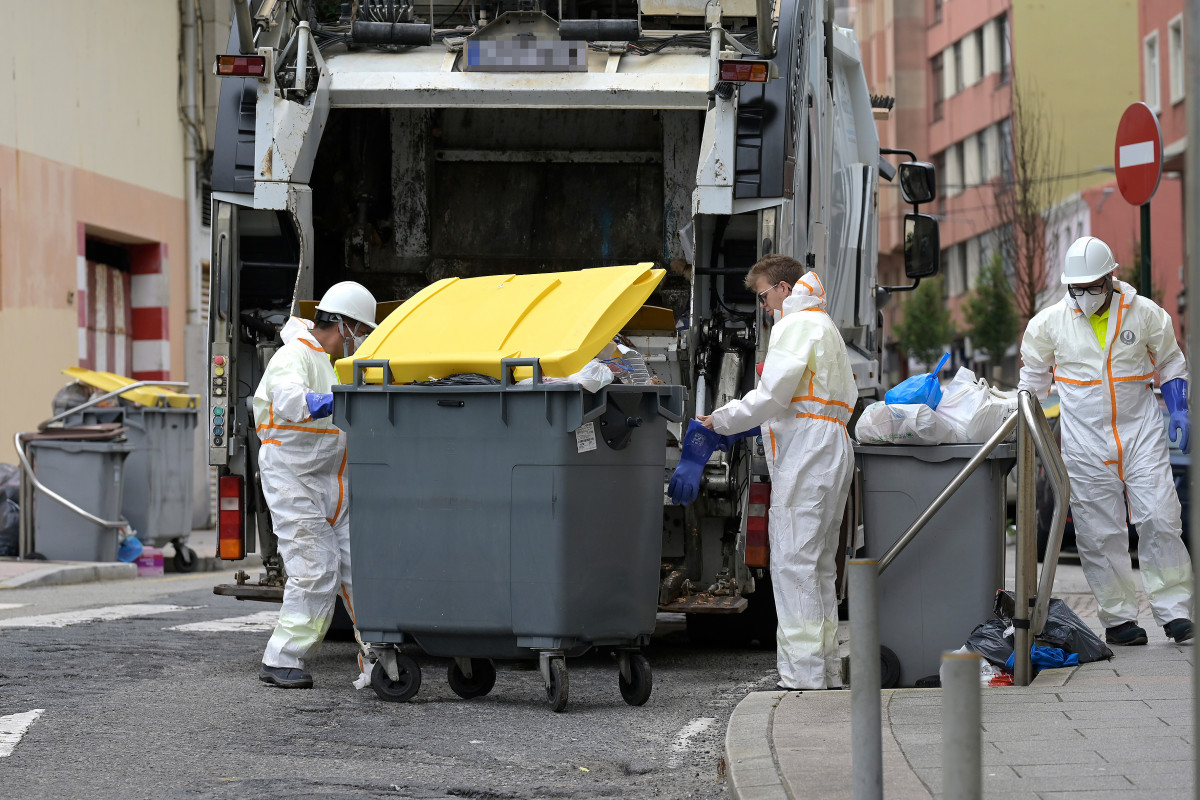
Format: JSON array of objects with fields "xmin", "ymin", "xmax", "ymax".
[
  {"xmin": 315, "ymin": 281, "xmax": 377, "ymax": 329},
  {"xmin": 1060, "ymin": 236, "xmax": 1118, "ymax": 285}
]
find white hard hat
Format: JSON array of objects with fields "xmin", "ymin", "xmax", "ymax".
[
  {"xmin": 1060, "ymin": 236, "xmax": 1118, "ymax": 285},
  {"xmin": 315, "ymin": 281, "xmax": 377, "ymax": 329}
]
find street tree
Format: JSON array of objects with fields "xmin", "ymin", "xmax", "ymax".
[
  {"xmin": 893, "ymin": 277, "xmax": 956, "ymax": 369},
  {"xmin": 964, "ymin": 252, "xmax": 1019, "ymax": 362}
]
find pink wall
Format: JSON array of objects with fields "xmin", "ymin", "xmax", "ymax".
[{"xmin": 1139, "ymin": 1, "xmax": 1186, "ymax": 153}]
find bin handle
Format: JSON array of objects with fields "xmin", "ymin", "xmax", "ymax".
[
  {"xmin": 351, "ymin": 359, "xmax": 395, "ymax": 387},
  {"xmin": 500, "ymin": 358, "xmax": 544, "ymax": 390}
]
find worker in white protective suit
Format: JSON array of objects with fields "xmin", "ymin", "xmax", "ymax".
[
  {"xmin": 699, "ymin": 255, "xmax": 858, "ymax": 690},
  {"xmin": 1020, "ymin": 236, "xmax": 1193, "ymax": 646},
  {"xmin": 254, "ymin": 281, "xmax": 378, "ymax": 688}
]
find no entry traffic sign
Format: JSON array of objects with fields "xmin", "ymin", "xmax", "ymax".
[{"xmin": 1114, "ymin": 102, "xmax": 1163, "ymax": 207}]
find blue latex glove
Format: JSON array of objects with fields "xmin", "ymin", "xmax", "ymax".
[
  {"xmin": 668, "ymin": 419, "xmax": 724, "ymax": 505},
  {"xmin": 717, "ymin": 426, "xmax": 761, "ymax": 452},
  {"xmin": 306, "ymin": 392, "xmax": 334, "ymax": 419},
  {"xmin": 1005, "ymin": 645, "xmax": 1079, "ymax": 672},
  {"xmin": 1163, "ymin": 379, "xmax": 1190, "ymax": 454}
]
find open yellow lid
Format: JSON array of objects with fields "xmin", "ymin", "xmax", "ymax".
[
  {"xmin": 62, "ymin": 367, "xmax": 198, "ymax": 409},
  {"xmin": 336, "ymin": 263, "xmax": 666, "ymax": 384}
]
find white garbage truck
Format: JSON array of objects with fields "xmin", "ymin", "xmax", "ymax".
[{"xmin": 208, "ymin": 0, "xmax": 940, "ymax": 638}]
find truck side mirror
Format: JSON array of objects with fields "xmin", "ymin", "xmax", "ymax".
[
  {"xmin": 904, "ymin": 213, "xmax": 940, "ymax": 279},
  {"xmin": 899, "ymin": 161, "xmax": 937, "ymax": 205}
]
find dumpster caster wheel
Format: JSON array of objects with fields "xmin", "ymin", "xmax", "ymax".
[
  {"xmin": 372, "ymin": 655, "xmax": 421, "ymax": 702},
  {"xmin": 173, "ymin": 546, "xmax": 198, "ymax": 573},
  {"xmin": 881, "ymin": 645, "xmax": 901, "ymax": 689},
  {"xmin": 545, "ymin": 658, "xmax": 568, "ymax": 713},
  {"xmin": 448, "ymin": 659, "xmax": 496, "ymax": 699},
  {"xmin": 618, "ymin": 653, "xmax": 652, "ymax": 706}
]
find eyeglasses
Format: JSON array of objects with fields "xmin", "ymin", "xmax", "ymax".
[
  {"xmin": 1067, "ymin": 279, "xmax": 1111, "ymax": 298},
  {"xmin": 758, "ymin": 282, "xmax": 781, "ymax": 307}
]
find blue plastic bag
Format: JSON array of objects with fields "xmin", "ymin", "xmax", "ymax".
[
  {"xmin": 1005, "ymin": 645, "xmax": 1079, "ymax": 672},
  {"xmin": 885, "ymin": 353, "xmax": 950, "ymax": 409}
]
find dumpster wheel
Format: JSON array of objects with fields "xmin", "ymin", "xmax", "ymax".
[
  {"xmin": 371, "ymin": 655, "xmax": 421, "ymax": 702},
  {"xmin": 617, "ymin": 653, "xmax": 652, "ymax": 706},
  {"xmin": 173, "ymin": 545, "xmax": 198, "ymax": 573},
  {"xmin": 545, "ymin": 657, "xmax": 568, "ymax": 713},
  {"xmin": 447, "ymin": 658, "xmax": 497, "ymax": 699}
]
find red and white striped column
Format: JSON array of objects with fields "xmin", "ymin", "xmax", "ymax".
[{"xmin": 129, "ymin": 243, "xmax": 171, "ymax": 382}]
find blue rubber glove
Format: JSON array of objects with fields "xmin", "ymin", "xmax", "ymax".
[
  {"xmin": 668, "ymin": 419, "xmax": 724, "ymax": 505},
  {"xmin": 306, "ymin": 392, "xmax": 334, "ymax": 419},
  {"xmin": 717, "ymin": 426, "xmax": 761, "ymax": 452},
  {"xmin": 1163, "ymin": 379, "xmax": 1190, "ymax": 454}
]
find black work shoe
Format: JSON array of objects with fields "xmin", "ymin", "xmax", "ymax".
[
  {"xmin": 259, "ymin": 665, "xmax": 313, "ymax": 688},
  {"xmin": 1105, "ymin": 621, "xmax": 1149, "ymax": 646},
  {"xmin": 1165, "ymin": 618, "xmax": 1194, "ymax": 643}
]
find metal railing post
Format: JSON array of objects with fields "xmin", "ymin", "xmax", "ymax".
[
  {"xmin": 849, "ymin": 559, "xmax": 882, "ymax": 800},
  {"xmin": 942, "ymin": 650, "xmax": 982, "ymax": 800},
  {"xmin": 1013, "ymin": 395, "xmax": 1037, "ymax": 686}
]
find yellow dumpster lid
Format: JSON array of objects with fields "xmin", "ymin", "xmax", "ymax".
[
  {"xmin": 62, "ymin": 367, "xmax": 198, "ymax": 409},
  {"xmin": 336, "ymin": 263, "xmax": 666, "ymax": 384}
]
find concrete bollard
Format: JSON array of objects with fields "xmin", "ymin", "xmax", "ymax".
[
  {"xmin": 942, "ymin": 649, "xmax": 982, "ymax": 800},
  {"xmin": 849, "ymin": 559, "xmax": 882, "ymax": 800}
]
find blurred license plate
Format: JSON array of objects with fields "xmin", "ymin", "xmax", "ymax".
[{"xmin": 465, "ymin": 39, "xmax": 587, "ymax": 72}]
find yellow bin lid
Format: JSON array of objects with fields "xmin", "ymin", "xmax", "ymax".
[
  {"xmin": 62, "ymin": 367, "xmax": 198, "ymax": 409},
  {"xmin": 337, "ymin": 263, "xmax": 666, "ymax": 384}
]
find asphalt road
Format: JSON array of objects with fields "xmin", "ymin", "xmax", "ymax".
[{"xmin": 0, "ymin": 571, "xmax": 777, "ymax": 799}]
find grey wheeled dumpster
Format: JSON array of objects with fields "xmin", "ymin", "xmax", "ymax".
[
  {"xmin": 856, "ymin": 442, "xmax": 1016, "ymax": 688},
  {"xmin": 67, "ymin": 404, "xmax": 198, "ymax": 569},
  {"xmin": 337, "ymin": 358, "xmax": 684, "ymax": 712},
  {"xmin": 27, "ymin": 438, "xmax": 133, "ymax": 562}
]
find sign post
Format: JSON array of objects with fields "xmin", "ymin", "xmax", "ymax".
[{"xmin": 1114, "ymin": 102, "xmax": 1164, "ymax": 296}]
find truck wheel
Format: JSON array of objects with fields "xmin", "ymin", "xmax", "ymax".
[
  {"xmin": 448, "ymin": 659, "xmax": 496, "ymax": 699},
  {"xmin": 173, "ymin": 546, "xmax": 198, "ymax": 573},
  {"xmin": 372, "ymin": 655, "xmax": 421, "ymax": 702},
  {"xmin": 618, "ymin": 654, "xmax": 653, "ymax": 706},
  {"xmin": 545, "ymin": 658, "xmax": 568, "ymax": 713}
]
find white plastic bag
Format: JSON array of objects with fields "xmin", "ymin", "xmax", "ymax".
[
  {"xmin": 935, "ymin": 367, "xmax": 1017, "ymax": 443},
  {"xmin": 853, "ymin": 401, "xmax": 957, "ymax": 445},
  {"xmin": 517, "ymin": 359, "xmax": 614, "ymax": 393}
]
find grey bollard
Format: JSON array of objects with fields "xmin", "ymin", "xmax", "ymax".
[
  {"xmin": 942, "ymin": 650, "xmax": 982, "ymax": 800},
  {"xmin": 849, "ymin": 559, "xmax": 882, "ymax": 800}
]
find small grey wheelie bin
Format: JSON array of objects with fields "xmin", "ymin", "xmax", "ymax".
[
  {"xmin": 856, "ymin": 442, "xmax": 1016, "ymax": 688},
  {"xmin": 337, "ymin": 357, "xmax": 683, "ymax": 712}
]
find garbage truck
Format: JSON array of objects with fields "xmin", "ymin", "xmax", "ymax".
[{"xmin": 207, "ymin": 0, "xmax": 940, "ymax": 637}]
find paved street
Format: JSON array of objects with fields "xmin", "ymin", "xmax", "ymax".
[{"xmin": 0, "ymin": 569, "xmax": 775, "ymax": 799}]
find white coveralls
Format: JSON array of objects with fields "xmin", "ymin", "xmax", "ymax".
[
  {"xmin": 1019, "ymin": 280, "xmax": 1193, "ymax": 629},
  {"xmin": 710, "ymin": 272, "xmax": 858, "ymax": 689},
  {"xmin": 253, "ymin": 317, "xmax": 357, "ymax": 670}
]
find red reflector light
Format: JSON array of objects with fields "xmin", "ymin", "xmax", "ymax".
[
  {"xmin": 216, "ymin": 55, "xmax": 267, "ymax": 77},
  {"xmin": 218, "ymin": 475, "xmax": 246, "ymax": 560},
  {"xmin": 746, "ymin": 483, "xmax": 770, "ymax": 568},
  {"xmin": 719, "ymin": 60, "xmax": 769, "ymax": 83}
]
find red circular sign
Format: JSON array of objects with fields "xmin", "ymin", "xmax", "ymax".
[{"xmin": 1114, "ymin": 102, "xmax": 1163, "ymax": 206}]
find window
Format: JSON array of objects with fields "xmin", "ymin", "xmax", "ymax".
[
  {"xmin": 955, "ymin": 143, "xmax": 966, "ymax": 196},
  {"xmin": 997, "ymin": 14, "xmax": 1009, "ymax": 84},
  {"xmin": 954, "ymin": 41, "xmax": 964, "ymax": 92},
  {"xmin": 964, "ymin": 134, "xmax": 980, "ymax": 187},
  {"xmin": 1144, "ymin": 31, "xmax": 1161, "ymax": 112},
  {"xmin": 931, "ymin": 53, "xmax": 945, "ymax": 121},
  {"xmin": 972, "ymin": 29, "xmax": 985, "ymax": 85},
  {"xmin": 1169, "ymin": 15, "xmax": 1185, "ymax": 105},
  {"xmin": 934, "ymin": 0, "xmax": 942, "ymax": 24}
]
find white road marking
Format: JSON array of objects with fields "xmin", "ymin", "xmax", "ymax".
[
  {"xmin": 0, "ymin": 603, "xmax": 26, "ymax": 611},
  {"xmin": 0, "ymin": 604, "xmax": 197, "ymax": 629},
  {"xmin": 0, "ymin": 710, "xmax": 44, "ymax": 758},
  {"xmin": 668, "ymin": 716, "xmax": 716, "ymax": 768},
  {"xmin": 167, "ymin": 610, "xmax": 278, "ymax": 632},
  {"xmin": 1119, "ymin": 140, "xmax": 1155, "ymax": 168}
]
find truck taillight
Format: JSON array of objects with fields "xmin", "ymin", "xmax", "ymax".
[
  {"xmin": 218, "ymin": 476, "xmax": 245, "ymax": 560},
  {"xmin": 746, "ymin": 483, "xmax": 770, "ymax": 568},
  {"xmin": 215, "ymin": 55, "xmax": 267, "ymax": 77},
  {"xmin": 719, "ymin": 60, "xmax": 770, "ymax": 83}
]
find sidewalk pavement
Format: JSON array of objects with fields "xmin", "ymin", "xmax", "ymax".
[
  {"xmin": 0, "ymin": 528, "xmax": 260, "ymax": 589},
  {"xmin": 725, "ymin": 558, "xmax": 1195, "ymax": 799}
]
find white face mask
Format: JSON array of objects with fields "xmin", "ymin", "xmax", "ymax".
[
  {"xmin": 1075, "ymin": 289, "xmax": 1108, "ymax": 318},
  {"xmin": 339, "ymin": 321, "xmax": 369, "ymax": 358}
]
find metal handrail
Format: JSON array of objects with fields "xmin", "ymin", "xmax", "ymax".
[
  {"xmin": 1024, "ymin": 393, "xmax": 1070, "ymax": 635},
  {"xmin": 37, "ymin": 380, "xmax": 190, "ymax": 431}
]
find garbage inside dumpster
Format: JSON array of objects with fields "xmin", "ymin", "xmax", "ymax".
[
  {"xmin": 335, "ymin": 264, "xmax": 684, "ymax": 712},
  {"xmin": 853, "ymin": 400, "xmax": 957, "ymax": 445},
  {"xmin": 864, "ymin": 362, "xmax": 1016, "ymax": 444},
  {"xmin": 884, "ymin": 352, "xmax": 950, "ymax": 408}
]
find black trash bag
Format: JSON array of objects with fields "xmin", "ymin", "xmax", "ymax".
[
  {"xmin": 994, "ymin": 590, "xmax": 1113, "ymax": 664},
  {"xmin": 411, "ymin": 373, "xmax": 501, "ymax": 386},
  {"xmin": 1039, "ymin": 598, "xmax": 1114, "ymax": 663},
  {"xmin": 0, "ymin": 463, "xmax": 18, "ymax": 558},
  {"xmin": 966, "ymin": 617, "xmax": 1015, "ymax": 669}
]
